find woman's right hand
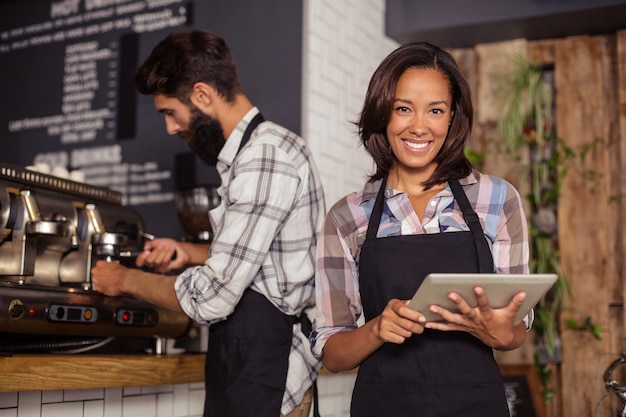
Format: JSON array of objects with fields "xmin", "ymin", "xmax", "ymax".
[
  {"xmin": 322, "ymin": 298, "xmax": 428, "ymax": 372},
  {"xmin": 374, "ymin": 299, "xmax": 427, "ymax": 344},
  {"xmin": 135, "ymin": 237, "xmax": 190, "ymax": 273}
]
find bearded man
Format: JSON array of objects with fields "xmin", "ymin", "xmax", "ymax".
[{"xmin": 91, "ymin": 29, "xmax": 325, "ymax": 417}]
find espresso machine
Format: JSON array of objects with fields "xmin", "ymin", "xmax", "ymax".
[{"xmin": 0, "ymin": 163, "xmax": 191, "ymax": 353}]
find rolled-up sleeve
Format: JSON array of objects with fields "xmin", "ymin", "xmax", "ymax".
[{"xmin": 311, "ymin": 200, "xmax": 362, "ymax": 357}]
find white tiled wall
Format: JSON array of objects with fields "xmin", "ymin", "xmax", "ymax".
[
  {"xmin": 0, "ymin": 384, "xmax": 204, "ymax": 417},
  {"xmin": 0, "ymin": 383, "xmax": 204, "ymax": 417},
  {"xmin": 315, "ymin": 373, "xmax": 358, "ymax": 417},
  {"xmin": 0, "ymin": 1, "xmax": 397, "ymax": 416},
  {"xmin": 302, "ymin": 0, "xmax": 398, "ymax": 207},
  {"xmin": 302, "ymin": 0, "xmax": 397, "ymax": 415}
]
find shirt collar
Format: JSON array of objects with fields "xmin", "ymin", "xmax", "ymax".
[
  {"xmin": 357, "ymin": 169, "xmax": 479, "ymax": 206},
  {"xmin": 217, "ymin": 106, "xmax": 261, "ymax": 166}
]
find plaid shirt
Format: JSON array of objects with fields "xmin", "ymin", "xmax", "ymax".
[
  {"xmin": 311, "ymin": 170, "xmax": 530, "ymax": 357},
  {"xmin": 174, "ymin": 108, "xmax": 325, "ymax": 414}
]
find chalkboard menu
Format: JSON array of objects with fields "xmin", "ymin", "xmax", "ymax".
[{"xmin": 0, "ymin": 0, "xmax": 303, "ymax": 239}]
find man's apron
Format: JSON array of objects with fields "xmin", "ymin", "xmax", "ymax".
[
  {"xmin": 203, "ymin": 113, "xmax": 293, "ymax": 417},
  {"xmin": 351, "ymin": 177, "xmax": 510, "ymax": 417}
]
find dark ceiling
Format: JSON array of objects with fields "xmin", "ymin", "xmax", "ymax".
[{"xmin": 386, "ymin": 0, "xmax": 626, "ymax": 48}]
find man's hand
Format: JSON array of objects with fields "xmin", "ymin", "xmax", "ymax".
[
  {"xmin": 91, "ymin": 260, "xmax": 135, "ymax": 297},
  {"xmin": 136, "ymin": 238, "xmax": 190, "ymax": 273},
  {"xmin": 90, "ymin": 260, "xmax": 184, "ymax": 313}
]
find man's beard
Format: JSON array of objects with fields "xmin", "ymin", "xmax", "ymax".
[{"xmin": 182, "ymin": 107, "xmax": 226, "ymax": 166}]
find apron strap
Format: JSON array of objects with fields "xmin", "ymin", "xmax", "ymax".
[
  {"xmin": 365, "ymin": 176, "xmax": 387, "ymax": 240},
  {"xmin": 313, "ymin": 381, "xmax": 320, "ymax": 417},
  {"xmin": 237, "ymin": 112, "xmax": 265, "ymax": 154},
  {"xmin": 294, "ymin": 312, "xmax": 321, "ymax": 417},
  {"xmin": 448, "ymin": 178, "xmax": 494, "ymax": 273}
]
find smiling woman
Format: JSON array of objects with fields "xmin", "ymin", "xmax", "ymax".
[{"xmin": 312, "ymin": 41, "xmax": 531, "ymax": 417}]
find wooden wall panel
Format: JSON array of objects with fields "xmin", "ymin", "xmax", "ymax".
[
  {"xmin": 617, "ymin": 30, "xmax": 626, "ymax": 352},
  {"xmin": 555, "ymin": 35, "xmax": 619, "ymax": 417},
  {"xmin": 449, "ymin": 48, "xmax": 480, "ymax": 153},
  {"xmin": 528, "ymin": 39, "xmax": 555, "ymax": 67}
]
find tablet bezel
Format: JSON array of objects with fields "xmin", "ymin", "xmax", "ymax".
[{"xmin": 407, "ymin": 273, "xmax": 558, "ymax": 325}]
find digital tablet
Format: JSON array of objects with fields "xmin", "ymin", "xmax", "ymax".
[{"xmin": 408, "ymin": 273, "xmax": 557, "ymax": 325}]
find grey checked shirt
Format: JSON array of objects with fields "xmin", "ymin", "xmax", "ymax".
[{"xmin": 174, "ymin": 107, "xmax": 325, "ymax": 414}]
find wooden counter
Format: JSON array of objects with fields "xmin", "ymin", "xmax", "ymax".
[{"xmin": 0, "ymin": 353, "xmax": 205, "ymax": 392}]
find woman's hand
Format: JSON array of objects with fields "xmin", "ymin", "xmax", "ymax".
[
  {"xmin": 424, "ymin": 286, "xmax": 527, "ymax": 350},
  {"xmin": 135, "ymin": 237, "xmax": 190, "ymax": 273},
  {"xmin": 322, "ymin": 298, "xmax": 428, "ymax": 372},
  {"xmin": 373, "ymin": 298, "xmax": 427, "ymax": 344}
]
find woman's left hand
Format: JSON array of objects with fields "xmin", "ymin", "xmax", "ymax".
[{"xmin": 424, "ymin": 286, "xmax": 527, "ymax": 350}]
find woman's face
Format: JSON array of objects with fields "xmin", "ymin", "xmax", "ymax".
[{"xmin": 386, "ymin": 67, "xmax": 453, "ymax": 177}]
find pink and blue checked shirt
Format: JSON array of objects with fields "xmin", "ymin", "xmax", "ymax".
[{"xmin": 312, "ymin": 169, "xmax": 530, "ymax": 357}]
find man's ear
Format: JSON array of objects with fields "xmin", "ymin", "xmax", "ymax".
[{"xmin": 190, "ymin": 82, "xmax": 214, "ymax": 109}]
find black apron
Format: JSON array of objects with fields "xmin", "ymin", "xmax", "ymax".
[
  {"xmin": 351, "ymin": 177, "xmax": 510, "ymax": 417},
  {"xmin": 203, "ymin": 113, "xmax": 293, "ymax": 417}
]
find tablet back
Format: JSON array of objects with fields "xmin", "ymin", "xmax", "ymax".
[{"xmin": 408, "ymin": 273, "xmax": 558, "ymax": 324}]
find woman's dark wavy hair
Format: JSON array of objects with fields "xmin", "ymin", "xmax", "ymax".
[
  {"xmin": 134, "ymin": 30, "xmax": 242, "ymax": 104},
  {"xmin": 358, "ymin": 42, "xmax": 473, "ymax": 189}
]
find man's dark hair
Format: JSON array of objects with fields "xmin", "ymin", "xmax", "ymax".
[
  {"xmin": 135, "ymin": 30, "xmax": 243, "ymax": 104},
  {"xmin": 357, "ymin": 42, "xmax": 473, "ymax": 189}
]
